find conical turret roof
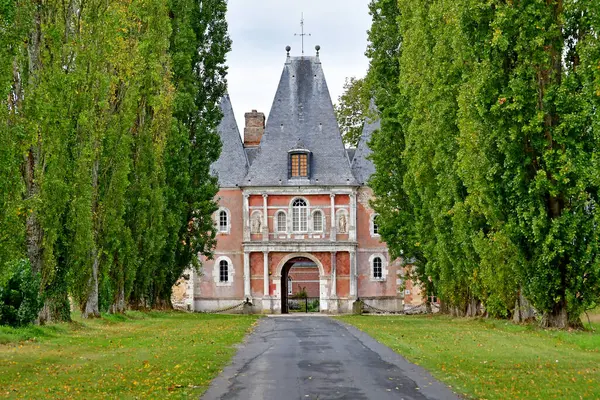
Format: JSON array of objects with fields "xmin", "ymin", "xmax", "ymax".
[
  {"xmin": 211, "ymin": 94, "xmax": 249, "ymax": 187},
  {"xmin": 242, "ymin": 56, "xmax": 357, "ymax": 187}
]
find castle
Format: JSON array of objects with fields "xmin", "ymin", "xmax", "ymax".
[{"xmin": 174, "ymin": 48, "xmax": 423, "ymax": 313}]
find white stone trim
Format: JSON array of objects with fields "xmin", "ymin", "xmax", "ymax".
[
  {"xmin": 369, "ymin": 253, "xmax": 388, "ymax": 282},
  {"xmin": 243, "ymin": 187, "xmax": 357, "ymax": 196},
  {"xmin": 213, "ymin": 256, "xmax": 234, "ymax": 287},
  {"xmin": 243, "ymin": 242, "xmax": 357, "ymax": 253},
  {"xmin": 370, "ymin": 213, "xmax": 381, "ymax": 238},
  {"xmin": 215, "ymin": 207, "xmax": 231, "ymax": 235}
]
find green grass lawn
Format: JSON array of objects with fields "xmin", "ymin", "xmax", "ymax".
[
  {"xmin": 339, "ymin": 315, "xmax": 600, "ymax": 400},
  {"xmin": 0, "ymin": 312, "xmax": 258, "ymax": 399}
]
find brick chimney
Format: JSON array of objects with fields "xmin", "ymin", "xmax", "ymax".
[{"xmin": 244, "ymin": 110, "xmax": 265, "ymax": 147}]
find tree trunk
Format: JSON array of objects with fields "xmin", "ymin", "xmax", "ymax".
[
  {"xmin": 82, "ymin": 146, "xmax": 101, "ymax": 318},
  {"xmin": 38, "ymin": 289, "xmax": 71, "ymax": 324},
  {"xmin": 513, "ymin": 289, "xmax": 536, "ymax": 323},
  {"xmin": 153, "ymin": 297, "xmax": 173, "ymax": 311},
  {"xmin": 541, "ymin": 298, "xmax": 568, "ymax": 329},
  {"xmin": 109, "ymin": 279, "xmax": 126, "ymax": 314},
  {"xmin": 82, "ymin": 252, "xmax": 100, "ymax": 318}
]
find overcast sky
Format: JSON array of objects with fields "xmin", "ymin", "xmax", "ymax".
[{"xmin": 225, "ymin": 1, "xmax": 372, "ymax": 131}]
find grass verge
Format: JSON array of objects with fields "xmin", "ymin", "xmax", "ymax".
[
  {"xmin": 0, "ymin": 311, "xmax": 258, "ymax": 399},
  {"xmin": 339, "ymin": 314, "xmax": 599, "ymax": 399}
]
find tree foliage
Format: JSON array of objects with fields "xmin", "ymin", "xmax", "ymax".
[
  {"xmin": 367, "ymin": 0, "xmax": 600, "ymax": 327},
  {"xmin": 0, "ymin": 0, "xmax": 230, "ymax": 325},
  {"xmin": 334, "ymin": 77, "xmax": 371, "ymax": 147}
]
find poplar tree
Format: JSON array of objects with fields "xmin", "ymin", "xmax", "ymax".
[
  {"xmin": 456, "ymin": 0, "xmax": 600, "ymax": 327},
  {"xmin": 0, "ymin": 0, "xmax": 26, "ymax": 282},
  {"xmin": 159, "ymin": 0, "xmax": 231, "ymax": 307},
  {"xmin": 367, "ymin": 0, "xmax": 600, "ymax": 327}
]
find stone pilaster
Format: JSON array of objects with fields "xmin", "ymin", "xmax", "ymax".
[
  {"xmin": 330, "ymin": 193, "xmax": 336, "ymax": 241},
  {"xmin": 330, "ymin": 251, "xmax": 337, "ymax": 297},
  {"xmin": 262, "ymin": 194, "xmax": 268, "ymax": 241},
  {"xmin": 349, "ymin": 191, "xmax": 357, "ymax": 241},
  {"xmin": 350, "ymin": 250, "xmax": 357, "ymax": 298},
  {"xmin": 243, "ymin": 252, "xmax": 251, "ymax": 299},
  {"xmin": 243, "ymin": 193, "xmax": 250, "ymax": 241},
  {"xmin": 263, "ymin": 251, "xmax": 269, "ymax": 297}
]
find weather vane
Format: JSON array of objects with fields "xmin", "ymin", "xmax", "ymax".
[{"xmin": 294, "ymin": 13, "xmax": 311, "ymax": 55}]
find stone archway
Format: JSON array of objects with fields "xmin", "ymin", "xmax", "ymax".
[{"xmin": 276, "ymin": 253, "xmax": 327, "ymax": 314}]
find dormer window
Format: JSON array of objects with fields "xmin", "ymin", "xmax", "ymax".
[
  {"xmin": 288, "ymin": 140, "xmax": 311, "ymax": 179},
  {"xmin": 290, "ymin": 153, "xmax": 309, "ymax": 177}
]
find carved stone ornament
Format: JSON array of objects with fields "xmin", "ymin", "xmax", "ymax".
[
  {"xmin": 251, "ymin": 212, "xmax": 262, "ymax": 234},
  {"xmin": 337, "ymin": 212, "xmax": 348, "ymax": 234}
]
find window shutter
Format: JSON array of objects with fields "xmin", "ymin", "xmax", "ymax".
[
  {"xmin": 288, "ymin": 153, "xmax": 292, "ymax": 179},
  {"xmin": 308, "ymin": 152, "xmax": 313, "ymax": 179}
]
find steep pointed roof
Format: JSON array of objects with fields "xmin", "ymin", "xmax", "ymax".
[
  {"xmin": 242, "ymin": 56, "xmax": 357, "ymax": 187},
  {"xmin": 211, "ymin": 94, "xmax": 248, "ymax": 188},
  {"xmin": 351, "ymin": 110, "xmax": 380, "ymax": 185}
]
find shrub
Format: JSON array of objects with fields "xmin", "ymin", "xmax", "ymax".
[{"xmin": 0, "ymin": 260, "xmax": 42, "ymax": 327}]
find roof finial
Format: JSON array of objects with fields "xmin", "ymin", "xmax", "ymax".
[
  {"xmin": 286, "ymin": 45, "xmax": 291, "ymax": 57},
  {"xmin": 315, "ymin": 45, "xmax": 320, "ymax": 57},
  {"xmin": 294, "ymin": 12, "xmax": 311, "ymax": 55}
]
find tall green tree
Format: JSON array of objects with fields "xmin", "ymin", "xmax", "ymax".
[
  {"xmin": 157, "ymin": 0, "xmax": 231, "ymax": 308},
  {"xmin": 0, "ymin": 0, "xmax": 27, "ymax": 283},
  {"xmin": 456, "ymin": 0, "xmax": 600, "ymax": 327},
  {"xmin": 367, "ymin": 0, "xmax": 600, "ymax": 327}
]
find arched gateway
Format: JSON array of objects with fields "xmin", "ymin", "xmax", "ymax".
[{"xmin": 276, "ymin": 254, "xmax": 326, "ymax": 313}]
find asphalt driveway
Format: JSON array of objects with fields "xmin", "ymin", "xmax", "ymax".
[{"xmin": 202, "ymin": 315, "xmax": 459, "ymax": 400}]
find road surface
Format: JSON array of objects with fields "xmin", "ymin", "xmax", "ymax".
[{"xmin": 202, "ymin": 315, "xmax": 459, "ymax": 400}]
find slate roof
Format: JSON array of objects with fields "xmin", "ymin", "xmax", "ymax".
[
  {"xmin": 351, "ymin": 112, "xmax": 381, "ymax": 185},
  {"xmin": 242, "ymin": 56, "xmax": 357, "ymax": 187},
  {"xmin": 346, "ymin": 148, "xmax": 356, "ymax": 164},
  {"xmin": 211, "ymin": 94, "xmax": 248, "ymax": 188},
  {"xmin": 245, "ymin": 147, "xmax": 259, "ymax": 166}
]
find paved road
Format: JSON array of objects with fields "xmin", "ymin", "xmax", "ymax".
[{"xmin": 202, "ymin": 315, "xmax": 459, "ymax": 400}]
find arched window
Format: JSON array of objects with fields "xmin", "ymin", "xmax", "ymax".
[
  {"xmin": 313, "ymin": 210, "xmax": 323, "ymax": 232},
  {"xmin": 288, "ymin": 276, "xmax": 293, "ymax": 295},
  {"xmin": 216, "ymin": 207, "xmax": 230, "ymax": 234},
  {"xmin": 370, "ymin": 213, "xmax": 380, "ymax": 237},
  {"xmin": 219, "ymin": 210, "xmax": 228, "ymax": 232},
  {"xmin": 373, "ymin": 257, "xmax": 382, "ymax": 279},
  {"xmin": 219, "ymin": 260, "xmax": 229, "ymax": 282},
  {"xmin": 277, "ymin": 211, "xmax": 287, "ymax": 232},
  {"xmin": 292, "ymin": 198, "xmax": 308, "ymax": 232}
]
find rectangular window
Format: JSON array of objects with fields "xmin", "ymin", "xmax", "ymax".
[
  {"xmin": 277, "ymin": 212, "xmax": 287, "ymax": 232},
  {"xmin": 293, "ymin": 208, "xmax": 307, "ymax": 231},
  {"xmin": 313, "ymin": 211, "xmax": 323, "ymax": 232},
  {"xmin": 291, "ymin": 154, "xmax": 308, "ymax": 177}
]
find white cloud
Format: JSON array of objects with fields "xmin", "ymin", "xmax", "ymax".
[{"xmin": 225, "ymin": 0, "xmax": 371, "ymax": 131}]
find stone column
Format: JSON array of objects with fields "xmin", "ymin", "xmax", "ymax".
[
  {"xmin": 349, "ymin": 191, "xmax": 357, "ymax": 241},
  {"xmin": 262, "ymin": 194, "xmax": 269, "ymax": 241},
  {"xmin": 350, "ymin": 249, "xmax": 357, "ymax": 298},
  {"xmin": 243, "ymin": 252, "xmax": 251, "ymax": 299},
  {"xmin": 243, "ymin": 193, "xmax": 250, "ymax": 241},
  {"xmin": 263, "ymin": 251, "xmax": 269, "ymax": 297},
  {"xmin": 330, "ymin": 193, "xmax": 336, "ymax": 241},
  {"xmin": 330, "ymin": 252, "xmax": 337, "ymax": 297}
]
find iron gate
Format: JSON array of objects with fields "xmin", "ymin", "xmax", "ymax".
[{"xmin": 287, "ymin": 297, "xmax": 320, "ymax": 313}]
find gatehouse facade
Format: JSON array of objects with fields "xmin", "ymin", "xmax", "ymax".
[{"xmin": 175, "ymin": 49, "xmax": 423, "ymax": 313}]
